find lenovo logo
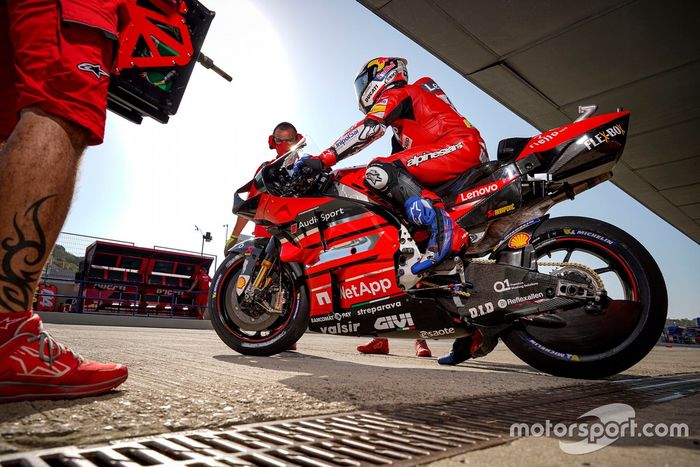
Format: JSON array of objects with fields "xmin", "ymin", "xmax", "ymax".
[{"xmin": 458, "ymin": 182, "xmax": 499, "ymax": 203}]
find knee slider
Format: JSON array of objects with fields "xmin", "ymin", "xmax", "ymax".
[
  {"xmin": 364, "ymin": 162, "xmax": 394, "ymax": 192},
  {"xmin": 365, "ymin": 161, "xmax": 423, "ymax": 205}
]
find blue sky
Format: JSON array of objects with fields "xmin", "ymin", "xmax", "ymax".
[{"xmin": 63, "ymin": 0, "xmax": 698, "ymax": 318}]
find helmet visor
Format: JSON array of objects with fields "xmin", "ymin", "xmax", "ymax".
[{"xmin": 354, "ymin": 70, "xmax": 371, "ymax": 106}]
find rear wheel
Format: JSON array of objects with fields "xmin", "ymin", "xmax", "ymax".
[
  {"xmin": 209, "ymin": 254, "xmax": 309, "ymax": 356},
  {"xmin": 500, "ymin": 216, "xmax": 667, "ymax": 379}
]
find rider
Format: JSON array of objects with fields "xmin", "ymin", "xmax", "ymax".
[{"xmin": 296, "ymin": 57, "xmax": 488, "ymax": 272}]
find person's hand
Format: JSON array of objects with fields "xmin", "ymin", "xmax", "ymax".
[
  {"xmin": 293, "ymin": 155, "xmax": 325, "ymax": 175},
  {"xmin": 224, "ymin": 234, "xmax": 239, "ymax": 255}
]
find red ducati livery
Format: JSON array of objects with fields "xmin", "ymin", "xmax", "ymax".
[{"xmin": 210, "ymin": 106, "xmax": 667, "ymax": 379}]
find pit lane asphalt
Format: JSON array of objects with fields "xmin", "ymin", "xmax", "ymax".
[{"xmin": 1, "ymin": 321, "xmax": 698, "ymax": 461}]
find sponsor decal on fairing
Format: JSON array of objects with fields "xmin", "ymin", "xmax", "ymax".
[
  {"xmin": 581, "ymin": 124, "xmax": 626, "ymax": 151},
  {"xmin": 508, "ymin": 232, "xmax": 531, "ymax": 249},
  {"xmin": 354, "ymin": 299, "xmax": 402, "ymax": 316},
  {"xmin": 292, "ymin": 208, "xmax": 346, "ymax": 233},
  {"xmin": 315, "ymin": 290, "xmax": 331, "ymax": 306},
  {"xmin": 493, "ymin": 278, "xmax": 538, "ymax": 293},
  {"xmin": 468, "ymin": 302, "xmax": 495, "ymax": 319},
  {"xmin": 374, "ymin": 313, "xmax": 414, "ymax": 330},
  {"xmin": 528, "ymin": 127, "xmax": 569, "ymax": 150},
  {"xmin": 419, "ymin": 327, "xmax": 456, "ymax": 338},
  {"xmin": 310, "ymin": 310, "xmax": 351, "ymax": 324},
  {"xmin": 487, "ymin": 203, "xmax": 516, "ymax": 218},
  {"xmin": 496, "ymin": 292, "xmax": 546, "ymax": 309},
  {"xmin": 340, "ymin": 277, "xmax": 392, "ymax": 300},
  {"xmin": 320, "ymin": 321, "xmax": 360, "ymax": 334}
]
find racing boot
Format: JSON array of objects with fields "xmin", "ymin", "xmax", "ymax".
[
  {"xmin": 405, "ymin": 196, "xmax": 467, "ymax": 274},
  {"xmin": 357, "ymin": 338, "xmax": 389, "ymax": 355},
  {"xmin": 415, "ymin": 339, "xmax": 432, "ymax": 357},
  {"xmin": 437, "ymin": 330, "xmax": 497, "ymax": 365},
  {"xmin": 0, "ymin": 312, "xmax": 128, "ymax": 403}
]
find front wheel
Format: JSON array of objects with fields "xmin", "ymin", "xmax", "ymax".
[
  {"xmin": 500, "ymin": 216, "xmax": 667, "ymax": 379},
  {"xmin": 208, "ymin": 253, "xmax": 309, "ymax": 356}
]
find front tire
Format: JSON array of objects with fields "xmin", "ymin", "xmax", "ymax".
[
  {"xmin": 209, "ymin": 253, "xmax": 309, "ymax": 356},
  {"xmin": 501, "ymin": 216, "xmax": 667, "ymax": 379}
]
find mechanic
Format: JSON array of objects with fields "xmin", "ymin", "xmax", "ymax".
[
  {"xmin": 0, "ymin": 0, "xmax": 127, "ymax": 402},
  {"xmin": 187, "ymin": 267, "xmax": 212, "ymax": 320},
  {"xmin": 224, "ymin": 121, "xmax": 304, "ymax": 351}
]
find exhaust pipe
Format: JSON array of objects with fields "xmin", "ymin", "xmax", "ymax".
[{"xmin": 466, "ymin": 173, "xmax": 613, "ymax": 255}]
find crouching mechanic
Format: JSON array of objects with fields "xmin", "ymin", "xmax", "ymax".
[{"xmin": 296, "ymin": 57, "xmax": 488, "ymax": 273}]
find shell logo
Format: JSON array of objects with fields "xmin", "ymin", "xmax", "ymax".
[
  {"xmin": 236, "ymin": 276, "xmax": 247, "ymax": 289},
  {"xmin": 508, "ymin": 232, "xmax": 531, "ymax": 249}
]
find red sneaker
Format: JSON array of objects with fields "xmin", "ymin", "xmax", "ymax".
[
  {"xmin": 415, "ymin": 339, "xmax": 432, "ymax": 357},
  {"xmin": 0, "ymin": 312, "xmax": 128, "ymax": 403},
  {"xmin": 357, "ymin": 338, "xmax": 389, "ymax": 354}
]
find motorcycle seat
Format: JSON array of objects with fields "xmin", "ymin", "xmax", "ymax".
[{"xmin": 496, "ymin": 137, "xmax": 530, "ymax": 163}]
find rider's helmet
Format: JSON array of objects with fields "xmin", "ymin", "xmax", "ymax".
[{"xmin": 354, "ymin": 57, "xmax": 408, "ymax": 114}]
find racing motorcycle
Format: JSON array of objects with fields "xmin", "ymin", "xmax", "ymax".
[{"xmin": 210, "ymin": 105, "xmax": 667, "ymax": 379}]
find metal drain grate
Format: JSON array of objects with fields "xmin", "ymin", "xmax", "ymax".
[{"xmin": 2, "ymin": 373, "xmax": 698, "ymax": 466}]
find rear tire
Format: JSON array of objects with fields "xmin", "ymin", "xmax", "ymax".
[
  {"xmin": 500, "ymin": 216, "xmax": 667, "ymax": 379},
  {"xmin": 209, "ymin": 253, "xmax": 309, "ymax": 356}
]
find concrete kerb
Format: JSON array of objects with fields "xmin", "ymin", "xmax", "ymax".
[{"xmin": 37, "ymin": 311, "xmax": 213, "ymax": 330}]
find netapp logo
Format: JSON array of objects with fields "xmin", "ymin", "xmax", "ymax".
[{"xmin": 340, "ymin": 278, "xmax": 391, "ymax": 300}]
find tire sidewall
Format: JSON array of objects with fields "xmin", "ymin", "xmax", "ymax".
[
  {"xmin": 501, "ymin": 216, "xmax": 668, "ymax": 379},
  {"xmin": 208, "ymin": 253, "xmax": 309, "ymax": 356}
]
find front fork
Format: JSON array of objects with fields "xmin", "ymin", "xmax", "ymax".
[{"xmin": 236, "ymin": 237, "xmax": 281, "ymax": 304}]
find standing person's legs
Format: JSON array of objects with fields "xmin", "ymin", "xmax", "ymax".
[
  {"xmin": 0, "ymin": 110, "xmax": 86, "ymax": 312},
  {"xmin": 0, "ymin": 0, "xmax": 126, "ymax": 402}
]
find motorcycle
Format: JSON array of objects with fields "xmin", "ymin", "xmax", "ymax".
[{"xmin": 210, "ymin": 105, "xmax": 667, "ymax": 379}]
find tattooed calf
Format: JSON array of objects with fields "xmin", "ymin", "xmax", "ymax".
[{"xmin": 0, "ymin": 195, "xmax": 54, "ymax": 311}]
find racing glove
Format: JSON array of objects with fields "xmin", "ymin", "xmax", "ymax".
[{"xmin": 293, "ymin": 155, "xmax": 325, "ymax": 175}]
